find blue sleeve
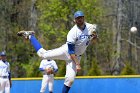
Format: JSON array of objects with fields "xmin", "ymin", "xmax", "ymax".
[
  {"xmin": 67, "ymin": 42, "xmax": 75, "ymax": 54},
  {"xmin": 8, "ymin": 72, "xmax": 11, "ymax": 80},
  {"xmin": 39, "ymin": 68, "xmax": 45, "ymax": 71},
  {"xmin": 54, "ymin": 69, "xmax": 58, "ymax": 73}
]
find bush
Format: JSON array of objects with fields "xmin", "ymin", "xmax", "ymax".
[
  {"xmin": 87, "ymin": 60, "xmax": 102, "ymax": 76},
  {"xmin": 121, "ymin": 63, "xmax": 137, "ymax": 75}
]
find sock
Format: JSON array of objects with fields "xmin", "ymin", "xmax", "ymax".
[
  {"xmin": 30, "ymin": 35, "xmax": 42, "ymax": 52},
  {"xmin": 62, "ymin": 84, "xmax": 70, "ymax": 93}
]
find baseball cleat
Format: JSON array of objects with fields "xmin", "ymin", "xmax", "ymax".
[{"xmin": 17, "ymin": 31, "xmax": 35, "ymax": 39}]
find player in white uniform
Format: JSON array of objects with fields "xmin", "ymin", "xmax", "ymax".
[
  {"xmin": 17, "ymin": 10, "xmax": 98, "ymax": 93},
  {"xmin": 0, "ymin": 52, "xmax": 12, "ymax": 93},
  {"xmin": 39, "ymin": 59, "xmax": 58, "ymax": 93}
]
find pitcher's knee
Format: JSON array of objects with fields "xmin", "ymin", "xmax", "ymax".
[
  {"xmin": 69, "ymin": 80, "xmax": 74, "ymax": 86},
  {"xmin": 37, "ymin": 48, "xmax": 47, "ymax": 58},
  {"xmin": 64, "ymin": 77, "xmax": 75, "ymax": 87}
]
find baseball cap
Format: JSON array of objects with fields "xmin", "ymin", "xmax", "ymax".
[
  {"xmin": 0, "ymin": 51, "xmax": 6, "ymax": 56},
  {"xmin": 74, "ymin": 11, "xmax": 84, "ymax": 18}
]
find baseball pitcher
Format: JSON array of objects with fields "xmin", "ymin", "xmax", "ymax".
[{"xmin": 17, "ymin": 10, "xmax": 98, "ymax": 93}]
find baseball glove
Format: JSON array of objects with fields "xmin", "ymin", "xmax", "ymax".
[
  {"xmin": 45, "ymin": 67, "xmax": 54, "ymax": 75},
  {"xmin": 88, "ymin": 24, "xmax": 98, "ymax": 39},
  {"xmin": 88, "ymin": 24, "xmax": 97, "ymax": 33}
]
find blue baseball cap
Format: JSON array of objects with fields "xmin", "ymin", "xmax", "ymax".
[
  {"xmin": 0, "ymin": 51, "xmax": 6, "ymax": 56},
  {"xmin": 74, "ymin": 11, "xmax": 84, "ymax": 18}
]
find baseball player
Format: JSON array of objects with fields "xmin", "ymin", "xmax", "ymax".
[
  {"xmin": 0, "ymin": 51, "xmax": 12, "ymax": 93},
  {"xmin": 17, "ymin": 10, "xmax": 98, "ymax": 93},
  {"xmin": 39, "ymin": 59, "xmax": 58, "ymax": 93}
]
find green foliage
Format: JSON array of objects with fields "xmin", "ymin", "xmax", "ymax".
[
  {"xmin": 55, "ymin": 60, "xmax": 66, "ymax": 77},
  {"xmin": 11, "ymin": 62, "xmax": 26, "ymax": 78},
  {"xmin": 22, "ymin": 57, "xmax": 41, "ymax": 77},
  {"xmin": 121, "ymin": 63, "xmax": 137, "ymax": 75},
  {"xmin": 36, "ymin": 0, "xmax": 70, "ymax": 48},
  {"xmin": 87, "ymin": 59, "xmax": 102, "ymax": 76}
]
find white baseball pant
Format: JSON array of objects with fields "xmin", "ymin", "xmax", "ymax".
[{"xmin": 37, "ymin": 44, "xmax": 81, "ymax": 87}]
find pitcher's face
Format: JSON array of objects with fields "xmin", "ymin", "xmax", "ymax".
[
  {"xmin": 1, "ymin": 56, "xmax": 6, "ymax": 61},
  {"xmin": 75, "ymin": 16, "xmax": 84, "ymax": 26}
]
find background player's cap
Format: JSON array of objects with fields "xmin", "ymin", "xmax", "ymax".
[
  {"xmin": 74, "ymin": 11, "xmax": 84, "ymax": 18},
  {"xmin": 0, "ymin": 51, "xmax": 6, "ymax": 56}
]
